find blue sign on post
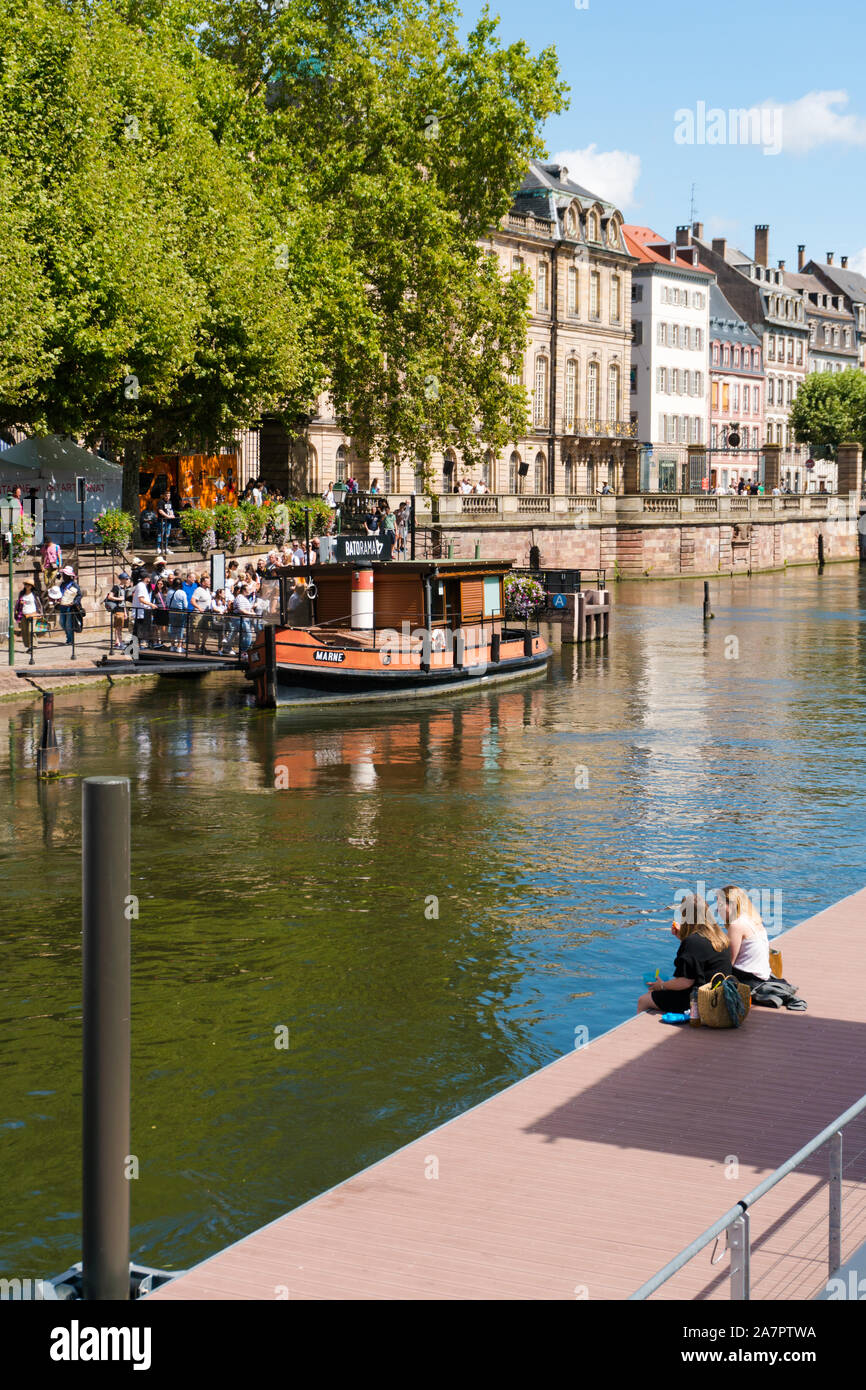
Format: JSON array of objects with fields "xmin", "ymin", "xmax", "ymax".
[{"xmin": 551, "ymin": 593, "xmax": 567, "ymax": 610}]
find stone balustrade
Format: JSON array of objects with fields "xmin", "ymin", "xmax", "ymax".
[{"xmin": 431, "ymin": 492, "xmax": 842, "ymax": 525}]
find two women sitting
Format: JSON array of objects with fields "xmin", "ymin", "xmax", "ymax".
[{"xmin": 638, "ymin": 885, "xmax": 804, "ymax": 1014}]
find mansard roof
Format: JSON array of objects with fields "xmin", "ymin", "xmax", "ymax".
[{"xmin": 709, "ymin": 284, "xmax": 761, "ymax": 345}]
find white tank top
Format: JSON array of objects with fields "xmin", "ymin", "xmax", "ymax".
[{"xmin": 734, "ymin": 920, "xmax": 771, "ymax": 978}]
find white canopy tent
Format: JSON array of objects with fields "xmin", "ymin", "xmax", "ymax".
[{"xmin": 0, "ymin": 436, "xmax": 122, "ymax": 544}]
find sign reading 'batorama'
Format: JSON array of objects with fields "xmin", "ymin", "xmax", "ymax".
[{"xmin": 334, "ymin": 536, "xmax": 384, "ymax": 561}]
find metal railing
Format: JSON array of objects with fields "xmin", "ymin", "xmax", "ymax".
[{"xmin": 630, "ymin": 1091, "xmax": 866, "ymax": 1301}]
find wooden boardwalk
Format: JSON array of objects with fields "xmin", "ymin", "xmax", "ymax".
[{"xmin": 150, "ymin": 890, "xmax": 866, "ymax": 1301}]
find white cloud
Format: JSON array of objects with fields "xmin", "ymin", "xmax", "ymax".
[
  {"xmin": 764, "ymin": 90, "xmax": 866, "ymax": 155},
  {"xmin": 551, "ymin": 144, "xmax": 641, "ymax": 209},
  {"xmin": 849, "ymin": 248, "xmax": 866, "ymax": 276}
]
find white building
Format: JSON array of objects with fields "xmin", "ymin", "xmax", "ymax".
[{"xmin": 624, "ymin": 226, "xmax": 714, "ymax": 491}]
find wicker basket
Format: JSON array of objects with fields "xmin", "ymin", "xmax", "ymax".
[{"xmin": 697, "ymin": 973, "xmax": 751, "ymax": 1029}]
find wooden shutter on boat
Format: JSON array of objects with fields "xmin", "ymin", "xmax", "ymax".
[
  {"xmin": 460, "ymin": 579, "xmax": 484, "ymax": 621},
  {"xmin": 373, "ymin": 576, "xmax": 425, "ymax": 628},
  {"xmin": 315, "ymin": 575, "xmax": 352, "ymax": 627}
]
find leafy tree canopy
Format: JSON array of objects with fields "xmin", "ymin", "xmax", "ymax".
[
  {"xmin": 789, "ymin": 370, "xmax": 866, "ymax": 455},
  {"xmin": 0, "ymin": 0, "xmax": 567, "ymax": 479}
]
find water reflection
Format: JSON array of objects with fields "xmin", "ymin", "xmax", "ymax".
[{"xmin": 2, "ymin": 566, "xmax": 866, "ymax": 1277}]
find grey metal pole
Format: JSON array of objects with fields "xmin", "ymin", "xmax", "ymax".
[
  {"xmin": 729, "ymin": 1212, "xmax": 750, "ymax": 1300},
  {"xmin": 829, "ymin": 1131, "xmax": 843, "ymax": 1276},
  {"xmin": 82, "ymin": 776, "xmax": 131, "ymax": 1301}
]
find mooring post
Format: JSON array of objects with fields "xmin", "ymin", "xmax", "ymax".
[
  {"xmin": 263, "ymin": 624, "xmax": 277, "ymax": 709},
  {"xmin": 818, "ymin": 532, "xmax": 825, "ymax": 570},
  {"xmin": 702, "ymin": 581, "xmax": 711, "ymax": 621},
  {"xmin": 82, "ymin": 776, "xmax": 131, "ymax": 1301},
  {"xmin": 36, "ymin": 691, "xmax": 59, "ymax": 775},
  {"xmin": 410, "ymin": 494, "xmax": 416, "ymax": 561}
]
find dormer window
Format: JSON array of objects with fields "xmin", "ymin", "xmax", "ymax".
[
  {"xmin": 587, "ymin": 212, "xmax": 599, "ymax": 242},
  {"xmin": 608, "ymin": 220, "xmax": 618, "ymax": 247}
]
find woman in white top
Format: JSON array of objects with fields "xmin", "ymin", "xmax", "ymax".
[{"xmin": 716, "ymin": 885, "xmax": 771, "ymax": 984}]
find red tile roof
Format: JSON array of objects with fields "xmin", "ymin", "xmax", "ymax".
[{"xmin": 623, "ymin": 225, "xmax": 714, "ymax": 276}]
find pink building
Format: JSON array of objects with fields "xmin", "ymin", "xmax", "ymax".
[{"xmin": 708, "ymin": 284, "xmax": 764, "ymax": 490}]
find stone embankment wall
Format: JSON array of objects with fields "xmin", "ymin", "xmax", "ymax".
[{"xmin": 429, "ymin": 517, "xmax": 859, "ymax": 577}]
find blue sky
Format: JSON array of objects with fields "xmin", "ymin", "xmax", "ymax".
[{"xmin": 462, "ymin": 0, "xmax": 866, "ymax": 271}]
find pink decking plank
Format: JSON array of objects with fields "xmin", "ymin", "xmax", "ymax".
[{"xmin": 150, "ymin": 889, "xmax": 866, "ymax": 1301}]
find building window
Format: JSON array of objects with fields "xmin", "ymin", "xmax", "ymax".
[
  {"xmin": 732, "ymin": 382, "xmax": 739, "ymax": 411},
  {"xmin": 567, "ymin": 265, "xmax": 578, "ymax": 314},
  {"xmin": 787, "ymin": 339, "xmax": 794, "ymax": 362},
  {"xmin": 711, "ymin": 424, "xmax": 718, "ymax": 448},
  {"xmin": 534, "ymin": 451, "xmax": 546, "ymax": 493},
  {"xmin": 610, "ymin": 275, "xmax": 621, "ymax": 322},
  {"xmin": 335, "ymin": 444, "xmax": 347, "ymax": 481},
  {"xmin": 533, "ymin": 356, "xmax": 548, "ymax": 427},
  {"xmin": 711, "ymin": 381, "xmax": 718, "ymax": 410},
  {"xmin": 565, "ymin": 358, "xmax": 578, "ymax": 430},
  {"xmin": 608, "ymin": 364, "xmax": 620, "ymax": 421},
  {"xmin": 587, "ymin": 212, "xmax": 599, "ymax": 242},
  {"xmin": 657, "ymin": 366, "xmax": 667, "ymax": 393},
  {"xmin": 658, "ymin": 322, "xmax": 668, "ymax": 346},
  {"xmin": 608, "ymin": 220, "xmax": 618, "ymax": 247},
  {"xmin": 564, "ymin": 455, "xmax": 575, "ymax": 492},
  {"xmin": 722, "ymin": 345, "xmax": 730, "ymax": 366},
  {"xmin": 690, "ymin": 417, "xmax": 701, "ymax": 444},
  {"xmin": 753, "ymin": 386, "xmax": 760, "ymax": 412},
  {"xmin": 786, "ymin": 378, "xmax": 793, "ymax": 404},
  {"xmin": 832, "ymin": 327, "xmax": 839, "ymax": 347},
  {"xmin": 509, "ymin": 451, "xmax": 520, "ymax": 492},
  {"xmin": 587, "ymin": 360, "xmax": 599, "ymax": 420},
  {"xmin": 632, "ymin": 283, "xmax": 643, "ymax": 302},
  {"xmin": 590, "ymin": 271, "xmax": 600, "ymax": 318},
  {"xmin": 537, "ymin": 260, "xmax": 549, "ymax": 312},
  {"xmin": 481, "ymin": 452, "xmax": 492, "ymax": 489},
  {"xmin": 733, "ymin": 347, "xmax": 740, "ymax": 367},
  {"xmin": 632, "ymin": 321, "xmax": 643, "ymax": 345},
  {"xmin": 678, "ymin": 416, "xmax": 688, "ymax": 443},
  {"xmin": 630, "ymin": 365, "xmax": 637, "ymax": 394},
  {"xmin": 671, "ymin": 324, "xmax": 680, "ymax": 348},
  {"xmin": 694, "ymin": 371, "xmax": 702, "ymax": 395},
  {"xmin": 768, "ymin": 338, "xmax": 775, "ymax": 360},
  {"xmin": 722, "ymin": 383, "xmax": 729, "ymax": 411},
  {"xmin": 768, "ymin": 377, "xmax": 774, "ymax": 405},
  {"xmin": 671, "ymin": 368, "xmax": 680, "ymax": 394},
  {"xmin": 694, "ymin": 292, "xmax": 704, "ymax": 309},
  {"xmin": 511, "ymin": 254, "xmax": 524, "ymax": 275},
  {"xmin": 712, "ymin": 342, "xmax": 719, "ymax": 365}
]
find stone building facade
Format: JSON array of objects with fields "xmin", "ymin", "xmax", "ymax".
[{"xmin": 264, "ymin": 161, "xmax": 638, "ymax": 500}]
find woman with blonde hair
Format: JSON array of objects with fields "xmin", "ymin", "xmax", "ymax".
[
  {"xmin": 716, "ymin": 885, "xmax": 771, "ymax": 985},
  {"xmin": 637, "ymin": 891, "xmax": 732, "ymax": 1013}
]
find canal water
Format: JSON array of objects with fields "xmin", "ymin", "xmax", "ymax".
[{"xmin": 3, "ymin": 565, "xmax": 866, "ymax": 1278}]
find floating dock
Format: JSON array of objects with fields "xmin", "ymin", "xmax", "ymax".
[{"xmin": 150, "ymin": 890, "xmax": 866, "ymax": 1301}]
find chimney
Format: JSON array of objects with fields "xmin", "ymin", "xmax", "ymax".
[
  {"xmin": 692, "ymin": 221, "xmax": 704, "ymax": 239},
  {"xmin": 827, "ymin": 252, "xmax": 834, "ymax": 265},
  {"xmin": 712, "ymin": 237, "xmax": 727, "ymax": 258},
  {"xmin": 778, "ymin": 259, "xmax": 785, "ymax": 271},
  {"xmin": 797, "ymin": 244, "xmax": 805, "ymax": 271},
  {"xmin": 676, "ymin": 225, "xmax": 691, "ymax": 246},
  {"xmin": 754, "ymin": 224, "xmax": 769, "ymax": 266},
  {"xmin": 842, "ymin": 256, "xmax": 849, "ymax": 268}
]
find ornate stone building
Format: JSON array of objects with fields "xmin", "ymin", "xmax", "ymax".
[{"xmin": 264, "ymin": 160, "xmax": 638, "ymax": 499}]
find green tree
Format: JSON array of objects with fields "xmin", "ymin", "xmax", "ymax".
[
  {"xmin": 789, "ymin": 370, "xmax": 866, "ymax": 455},
  {"xmin": 201, "ymin": 0, "xmax": 567, "ymax": 467},
  {"xmin": 0, "ymin": 0, "xmax": 308, "ymax": 506}
]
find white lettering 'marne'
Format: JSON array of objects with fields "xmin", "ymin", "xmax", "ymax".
[{"xmin": 49, "ymin": 1321, "xmax": 152, "ymax": 1371}]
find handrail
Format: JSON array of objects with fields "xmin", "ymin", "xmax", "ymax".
[{"xmin": 629, "ymin": 1090, "xmax": 866, "ymax": 1300}]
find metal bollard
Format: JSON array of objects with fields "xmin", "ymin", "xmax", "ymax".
[
  {"xmin": 81, "ymin": 776, "xmax": 131, "ymax": 1301},
  {"xmin": 36, "ymin": 691, "xmax": 59, "ymax": 775}
]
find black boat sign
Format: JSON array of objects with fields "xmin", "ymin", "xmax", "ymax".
[{"xmin": 334, "ymin": 536, "xmax": 384, "ymax": 561}]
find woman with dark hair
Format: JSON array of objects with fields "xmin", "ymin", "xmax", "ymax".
[{"xmin": 637, "ymin": 892, "xmax": 732, "ymax": 1014}]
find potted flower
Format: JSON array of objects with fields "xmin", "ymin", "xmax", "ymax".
[
  {"xmin": 181, "ymin": 507, "xmax": 217, "ymax": 557},
  {"xmin": 213, "ymin": 503, "xmax": 243, "ymax": 552},
  {"xmin": 94, "ymin": 507, "xmax": 135, "ymax": 555},
  {"xmin": 504, "ymin": 572, "xmax": 547, "ymax": 621}
]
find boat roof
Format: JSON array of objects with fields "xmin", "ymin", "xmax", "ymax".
[{"xmin": 283, "ymin": 559, "xmax": 516, "ymax": 577}]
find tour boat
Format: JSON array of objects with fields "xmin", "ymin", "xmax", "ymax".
[{"xmin": 245, "ymin": 558, "xmax": 550, "ymax": 708}]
